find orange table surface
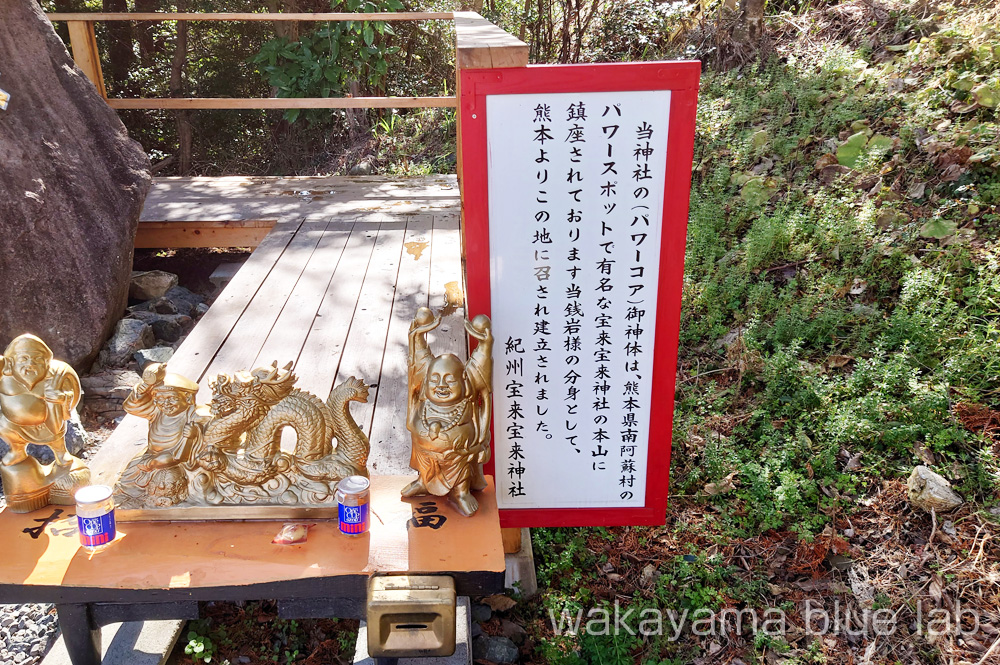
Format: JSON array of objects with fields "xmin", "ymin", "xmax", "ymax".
[{"xmin": 0, "ymin": 476, "xmax": 504, "ymax": 603}]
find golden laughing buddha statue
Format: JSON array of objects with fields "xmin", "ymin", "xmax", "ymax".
[
  {"xmin": 402, "ymin": 308, "xmax": 493, "ymax": 517},
  {"xmin": 0, "ymin": 334, "xmax": 90, "ymax": 512}
]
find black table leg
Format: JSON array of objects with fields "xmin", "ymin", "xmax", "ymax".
[{"xmin": 56, "ymin": 603, "xmax": 102, "ymax": 665}]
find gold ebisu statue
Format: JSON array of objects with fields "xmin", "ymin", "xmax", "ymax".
[
  {"xmin": 0, "ymin": 334, "xmax": 91, "ymax": 512},
  {"xmin": 114, "ymin": 361, "xmax": 371, "ymax": 520},
  {"xmin": 403, "ymin": 308, "xmax": 493, "ymax": 517}
]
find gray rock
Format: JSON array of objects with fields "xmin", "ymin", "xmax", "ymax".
[
  {"xmin": 127, "ymin": 310, "xmax": 193, "ymax": 343},
  {"xmin": 65, "ymin": 407, "xmax": 90, "ymax": 456},
  {"xmin": 196, "ymin": 303, "xmax": 210, "ymax": 316},
  {"xmin": 500, "ymin": 618, "xmax": 527, "ymax": 645},
  {"xmin": 907, "ymin": 465, "xmax": 964, "ymax": 513},
  {"xmin": 472, "ymin": 635, "xmax": 519, "ymax": 664},
  {"xmin": 349, "ymin": 160, "xmax": 373, "ymax": 176},
  {"xmin": 0, "ymin": 0, "xmax": 151, "ymax": 372},
  {"xmin": 96, "ymin": 318, "xmax": 154, "ymax": 368},
  {"xmin": 26, "ymin": 444, "xmax": 55, "ymax": 465},
  {"xmin": 163, "ymin": 285, "xmax": 205, "ymax": 316},
  {"xmin": 129, "ymin": 270, "xmax": 179, "ymax": 301},
  {"xmin": 134, "ymin": 346, "xmax": 174, "ymax": 371},
  {"xmin": 471, "ymin": 603, "xmax": 492, "ymax": 624},
  {"xmin": 130, "ymin": 298, "xmax": 179, "ymax": 315}
]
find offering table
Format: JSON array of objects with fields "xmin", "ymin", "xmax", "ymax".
[{"xmin": 0, "ymin": 476, "xmax": 505, "ymax": 665}]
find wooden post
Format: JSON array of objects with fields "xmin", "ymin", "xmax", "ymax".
[
  {"xmin": 501, "ymin": 527, "xmax": 522, "ymax": 554},
  {"xmin": 66, "ymin": 21, "xmax": 108, "ymax": 99},
  {"xmin": 453, "ymin": 12, "xmax": 529, "ymax": 262}
]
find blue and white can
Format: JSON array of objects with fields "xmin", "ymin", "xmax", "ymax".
[
  {"xmin": 75, "ymin": 485, "xmax": 116, "ymax": 549},
  {"xmin": 336, "ymin": 475, "xmax": 370, "ymax": 536}
]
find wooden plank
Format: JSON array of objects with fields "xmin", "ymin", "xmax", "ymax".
[
  {"xmin": 194, "ymin": 219, "xmax": 332, "ymax": 403},
  {"xmin": 366, "ymin": 215, "xmax": 433, "ymax": 475},
  {"xmin": 334, "ymin": 219, "xmax": 407, "ymax": 439},
  {"xmin": 428, "ymin": 213, "xmax": 466, "ymax": 359},
  {"xmin": 252, "ymin": 224, "xmax": 352, "ymax": 371},
  {"xmin": 66, "ymin": 21, "xmax": 107, "ymax": 98},
  {"xmin": 293, "ymin": 222, "xmax": 380, "ymax": 401},
  {"xmin": 135, "ymin": 221, "xmax": 275, "ymax": 248},
  {"xmin": 89, "ymin": 220, "xmax": 305, "ymax": 485},
  {"xmin": 48, "ymin": 12, "xmax": 454, "ymax": 21},
  {"xmin": 108, "ymin": 96, "xmax": 457, "ymax": 110}
]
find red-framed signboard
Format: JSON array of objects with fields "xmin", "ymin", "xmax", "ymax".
[{"xmin": 460, "ymin": 62, "xmax": 700, "ymax": 528}]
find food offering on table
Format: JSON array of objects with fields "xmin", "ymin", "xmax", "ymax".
[
  {"xmin": 113, "ymin": 361, "xmax": 371, "ymax": 521},
  {"xmin": 272, "ymin": 522, "xmax": 314, "ymax": 545},
  {"xmin": 402, "ymin": 308, "xmax": 493, "ymax": 517},
  {"xmin": 0, "ymin": 334, "xmax": 90, "ymax": 512},
  {"xmin": 336, "ymin": 475, "xmax": 370, "ymax": 536}
]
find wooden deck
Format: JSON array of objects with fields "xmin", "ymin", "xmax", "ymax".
[
  {"xmin": 98, "ymin": 176, "xmax": 463, "ymax": 485},
  {"xmin": 136, "ymin": 175, "xmax": 459, "ymax": 247}
]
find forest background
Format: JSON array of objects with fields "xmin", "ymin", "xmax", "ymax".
[{"xmin": 39, "ymin": 0, "xmax": 1000, "ymax": 663}]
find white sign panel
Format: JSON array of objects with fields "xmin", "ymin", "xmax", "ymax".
[{"xmin": 487, "ymin": 90, "xmax": 670, "ymax": 510}]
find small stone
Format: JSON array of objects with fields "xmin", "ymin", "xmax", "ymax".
[
  {"xmin": 500, "ymin": 618, "xmax": 527, "ymax": 645},
  {"xmin": 471, "ymin": 622, "xmax": 483, "ymax": 638},
  {"xmin": 128, "ymin": 310, "xmax": 193, "ymax": 343},
  {"xmin": 130, "ymin": 298, "xmax": 179, "ymax": 315},
  {"xmin": 349, "ymin": 160, "xmax": 373, "ymax": 176},
  {"xmin": 471, "ymin": 603, "xmax": 492, "ymax": 623},
  {"xmin": 134, "ymin": 346, "xmax": 174, "ymax": 371},
  {"xmin": 640, "ymin": 563, "xmax": 660, "ymax": 586},
  {"xmin": 195, "ymin": 303, "xmax": 209, "ymax": 316},
  {"xmin": 130, "ymin": 270, "xmax": 179, "ymax": 301},
  {"xmin": 163, "ymin": 285, "xmax": 205, "ymax": 316},
  {"xmin": 472, "ymin": 635, "xmax": 519, "ymax": 664},
  {"xmin": 26, "ymin": 444, "xmax": 55, "ymax": 465},
  {"xmin": 237, "ymin": 657, "xmax": 251, "ymax": 664},
  {"xmin": 96, "ymin": 319, "xmax": 155, "ymax": 368},
  {"xmin": 907, "ymin": 466, "xmax": 964, "ymax": 513},
  {"xmin": 64, "ymin": 407, "xmax": 91, "ymax": 456}
]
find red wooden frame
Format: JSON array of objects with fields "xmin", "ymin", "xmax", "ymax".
[{"xmin": 460, "ymin": 62, "xmax": 700, "ymax": 528}]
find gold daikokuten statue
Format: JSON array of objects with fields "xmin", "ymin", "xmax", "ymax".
[
  {"xmin": 114, "ymin": 361, "xmax": 371, "ymax": 520},
  {"xmin": 0, "ymin": 334, "xmax": 90, "ymax": 512},
  {"xmin": 402, "ymin": 308, "xmax": 493, "ymax": 517}
]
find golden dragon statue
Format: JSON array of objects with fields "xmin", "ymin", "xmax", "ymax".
[{"xmin": 113, "ymin": 361, "xmax": 370, "ymax": 520}]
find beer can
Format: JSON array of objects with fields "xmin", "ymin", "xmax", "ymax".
[
  {"xmin": 75, "ymin": 485, "xmax": 116, "ymax": 549},
  {"xmin": 336, "ymin": 475, "xmax": 370, "ymax": 536}
]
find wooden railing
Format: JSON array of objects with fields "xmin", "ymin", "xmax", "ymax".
[{"xmin": 44, "ymin": 11, "xmax": 528, "ymax": 110}]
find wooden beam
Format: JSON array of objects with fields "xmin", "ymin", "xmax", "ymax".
[
  {"xmin": 135, "ymin": 220, "xmax": 276, "ymax": 248},
  {"xmin": 453, "ymin": 12, "xmax": 528, "ymax": 269},
  {"xmin": 65, "ymin": 21, "xmax": 107, "ymax": 98},
  {"xmin": 501, "ymin": 527, "xmax": 522, "ymax": 554},
  {"xmin": 47, "ymin": 12, "xmax": 454, "ymax": 22},
  {"xmin": 107, "ymin": 96, "xmax": 457, "ymax": 110},
  {"xmin": 454, "ymin": 11, "xmax": 529, "ymax": 70}
]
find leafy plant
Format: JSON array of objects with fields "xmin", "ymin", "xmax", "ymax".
[{"xmin": 251, "ymin": 0, "xmax": 404, "ymax": 123}]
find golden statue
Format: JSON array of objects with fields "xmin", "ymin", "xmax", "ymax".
[
  {"xmin": 402, "ymin": 308, "xmax": 493, "ymax": 517},
  {"xmin": 0, "ymin": 334, "xmax": 90, "ymax": 512},
  {"xmin": 114, "ymin": 361, "xmax": 371, "ymax": 520}
]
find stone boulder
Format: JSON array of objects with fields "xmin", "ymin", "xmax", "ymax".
[
  {"xmin": 95, "ymin": 318, "xmax": 154, "ymax": 368},
  {"xmin": 130, "ymin": 270, "xmax": 179, "ymax": 301},
  {"xmin": 907, "ymin": 466, "xmax": 964, "ymax": 513},
  {"xmin": 0, "ymin": 0, "xmax": 151, "ymax": 371}
]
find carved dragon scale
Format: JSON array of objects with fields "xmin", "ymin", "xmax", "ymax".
[{"xmin": 113, "ymin": 361, "xmax": 371, "ymax": 521}]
